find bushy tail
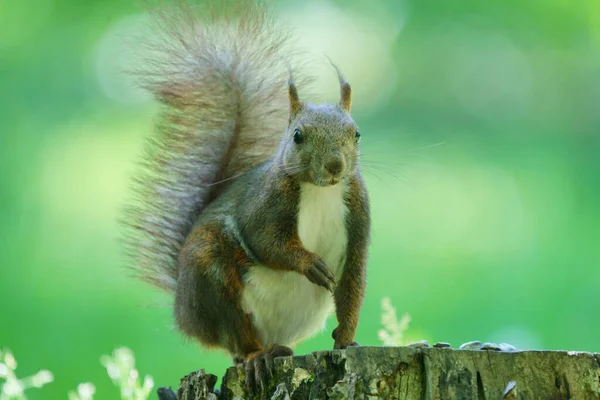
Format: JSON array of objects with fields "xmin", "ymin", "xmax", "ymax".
[{"xmin": 122, "ymin": 0, "xmax": 297, "ymax": 293}]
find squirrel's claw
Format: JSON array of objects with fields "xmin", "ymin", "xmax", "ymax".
[
  {"xmin": 244, "ymin": 345, "xmax": 293, "ymax": 395},
  {"xmin": 253, "ymin": 356, "xmax": 266, "ymax": 392},
  {"xmin": 244, "ymin": 356, "xmax": 258, "ymax": 392},
  {"xmin": 263, "ymin": 351, "xmax": 274, "ymax": 379},
  {"xmin": 304, "ymin": 258, "xmax": 336, "ymax": 293}
]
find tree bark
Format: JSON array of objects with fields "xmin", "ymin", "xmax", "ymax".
[{"xmin": 173, "ymin": 346, "xmax": 600, "ymax": 399}]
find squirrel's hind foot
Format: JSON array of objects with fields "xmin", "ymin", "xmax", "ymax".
[{"xmin": 244, "ymin": 345, "xmax": 294, "ymax": 394}]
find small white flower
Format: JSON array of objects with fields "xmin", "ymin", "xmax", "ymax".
[
  {"xmin": 4, "ymin": 352, "xmax": 17, "ymax": 370},
  {"xmin": 31, "ymin": 370, "xmax": 54, "ymax": 387},
  {"xmin": 0, "ymin": 362, "xmax": 8, "ymax": 378},
  {"xmin": 105, "ymin": 362, "xmax": 121, "ymax": 381},
  {"xmin": 129, "ymin": 368, "xmax": 139, "ymax": 381},
  {"xmin": 143, "ymin": 375, "xmax": 154, "ymax": 391},
  {"xmin": 100, "ymin": 347, "xmax": 155, "ymax": 400},
  {"xmin": 122, "ymin": 386, "xmax": 134, "ymax": 398},
  {"xmin": 78, "ymin": 382, "xmax": 96, "ymax": 399},
  {"xmin": 114, "ymin": 348, "xmax": 135, "ymax": 370},
  {"xmin": 378, "ymin": 297, "xmax": 412, "ymax": 346},
  {"xmin": 2, "ymin": 379, "xmax": 25, "ymax": 396}
]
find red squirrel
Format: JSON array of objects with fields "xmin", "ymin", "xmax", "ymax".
[{"xmin": 123, "ymin": 0, "xmax": 371, "ymax": 393}]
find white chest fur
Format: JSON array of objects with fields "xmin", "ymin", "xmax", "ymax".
[{"xmin": 241, "ymin": 182, "xmax": 349, "ymax": 348}]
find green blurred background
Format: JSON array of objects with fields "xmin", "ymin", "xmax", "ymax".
[{"xmin": 1, "ymin": 0, "xmax": 599, "ymax": 398}]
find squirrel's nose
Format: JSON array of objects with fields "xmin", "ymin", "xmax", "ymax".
[{"xmin": 324, "ymin": 158, "xmax": 344, "ymax": 176}]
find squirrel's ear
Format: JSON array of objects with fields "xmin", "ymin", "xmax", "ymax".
[
  {"xmin": 339, "ymin": 81, "xmax": 352, "ymax": 112},
  {"xmin": 288, "ymin": 80, "xmax": 302, "ymax": 121}
]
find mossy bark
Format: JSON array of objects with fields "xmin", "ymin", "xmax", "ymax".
[{"xmin": 174, "ymin": 346, "xmax": 600, "ymax": 399}]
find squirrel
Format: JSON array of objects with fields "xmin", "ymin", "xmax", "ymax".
[{"xmin": 123, "ymin": 0, "xmax": 370, "ymax": 393}]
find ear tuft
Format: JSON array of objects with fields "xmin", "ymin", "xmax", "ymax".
[
  {"xmin": 288, "ymin": 79, "xmax": 302, "ymax": 121},
  {"xmin": 326, "ymin": 56, "xmax": 352, "ymax": 112},
  {"xmin": 339, "ymin": 81, "xmax": 352, "ymax": 112}
]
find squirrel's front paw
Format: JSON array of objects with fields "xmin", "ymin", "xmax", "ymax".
[
  {"xmin": 304, "ymin": 258, "xmax": 336, "ymax": 293},
  {"xmin": 331, "ymin": 328, "xmax": 359, "ymax": 349},
  {"xmin": 334, "ymin": 341, "xmax": 359, "ymax": 350}
]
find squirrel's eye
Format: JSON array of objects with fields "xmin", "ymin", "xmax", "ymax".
[
  {"xmin": 293, "ymin": 129, "xmax": 304, "ymax": 144},
  {"xmin": 355, "ymin": 129, "xmax": 361, "ymax": 143}
]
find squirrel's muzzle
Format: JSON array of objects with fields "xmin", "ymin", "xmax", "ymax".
[{"xmin": 324, "ymin": 156, "xmax": 345, "ymax": 178}]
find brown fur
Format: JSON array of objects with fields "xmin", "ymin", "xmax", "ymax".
[
  {"xmin": 176, "ymin": 223, "xmax": 263, "ymax": 355},
  {"xmin": 334, "ymin": 174, "xmax": 370, "ymax": 346}
]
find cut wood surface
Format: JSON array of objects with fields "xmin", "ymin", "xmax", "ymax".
[{"xmin": 173, "ymin": 346, "xmax": 600, "ymax": 399}]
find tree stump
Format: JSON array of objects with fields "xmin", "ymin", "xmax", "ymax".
[{"xmin": 172, "ymin": 346, "xmax": 600, "ymax": 399}]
